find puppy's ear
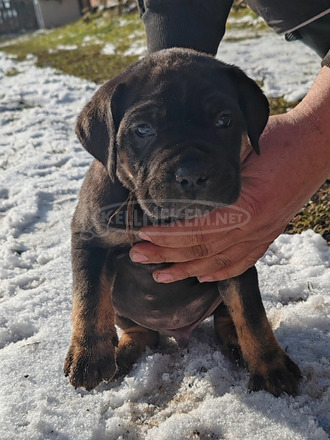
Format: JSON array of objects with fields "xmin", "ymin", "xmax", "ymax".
[
  {"xmin": 230, "ymin": 67, "xmax": 269, "ymax": 155},
  {"xmin": 75, "ymin": 82, "xmax": 125, "ymax": 181}
]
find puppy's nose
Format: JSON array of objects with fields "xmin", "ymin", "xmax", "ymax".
[{"xmin": 175, "ymin": 161, "xmax": 209, "ymax": 188}]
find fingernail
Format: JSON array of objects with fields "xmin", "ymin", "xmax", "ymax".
[
  {"xmin": 155, "ymin": 273, "xmax": 174, "ymax": 283},
  {"xmin": 138, "ymin": 231, "xmax": 152, "ymax": 242},
  {"xmin": 130, "ymin": 252, "xmax": 149, "ymax": 263},
  {"xmin": 198, "ymin": 276, "xmax": 214, "ymax": 283}
]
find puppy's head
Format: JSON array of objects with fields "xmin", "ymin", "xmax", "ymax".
[{"xmin": 76, "ymin": 48, "xmax": 269, "ymax": 220}]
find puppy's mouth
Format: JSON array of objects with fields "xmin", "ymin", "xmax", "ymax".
[
  {"xmin": 102, "ymin": 197, "xmax": 225, "ymax": 235},
  {"xmin": 138, "ymin": 198, "xmax": 228, "ymax": 223}
]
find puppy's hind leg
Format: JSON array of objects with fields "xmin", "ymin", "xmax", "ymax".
[
  {"xmin": 115, "ymin": 314, "xmax": 159, "ymax": 377},
  {"xmin": 214, "ymin": 302, "xmax": 243, "ymax": 366}
]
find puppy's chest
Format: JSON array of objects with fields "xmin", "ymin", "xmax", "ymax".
[{"xmin": 110, "ymin": 250, "xmax": 221, "ymax": 341}]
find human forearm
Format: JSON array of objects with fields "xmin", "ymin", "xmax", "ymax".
[
  {"xmin": 248, "ymin": 65, "xmax": 330, "ymax": 228},
  {"xmin": 288, "ymin": 64, "xmax": 330, "ymax": 181}
]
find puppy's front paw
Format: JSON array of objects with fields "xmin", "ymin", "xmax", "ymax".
[
  {"xmin": 64, "ymin": 333, "xmax": 118, "ymax": 391},
  {"xmin": 248, "ymin": 351, "xmax": 302, "ymax": 397}
]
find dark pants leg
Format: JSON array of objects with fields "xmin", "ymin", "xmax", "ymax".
[{"xmin": 137, "ymin": 0, "xmax": 233, "ymax": 55}]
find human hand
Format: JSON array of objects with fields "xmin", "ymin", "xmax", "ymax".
[{"xmin": 129, "ymin": 67, "xmax": 330, "ymax": 282}]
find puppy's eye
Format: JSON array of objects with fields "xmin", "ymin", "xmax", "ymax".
[
  {"xmin": 135, "ymin": 124, "xmax": 156, "ymax": 137},
  {"xmin": 215, "ymin": 114, "xmax": 231, "ymax": 129}
]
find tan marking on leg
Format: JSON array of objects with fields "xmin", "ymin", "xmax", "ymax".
[
  {"xmin": 214, "ymin": 312, "xmax": 243, "ymax": 365},
  {"xmin": 71, "ymin": 293, "xmax": 89, "ymax": 342},
  {"xmin": 71, "ymin": 270, "xmax": 117, "ymax": 341},
  {"xmin": 214, "ymin": 314, "xmax": 239, "ymax": 347},
  {"xmin": 221, "ymin": 280, "xmax": 301, "ymax": 395},
  {"xmin": 95, "ymin": 271, "xmax": 117, "ymax": 338},
  {"xmin": 116, "ymin": 325, "xmax": 158, "ymax": 376},
  {"xmin": 222, "ymin": 281, "xmax": 280, "ymax": 375}
]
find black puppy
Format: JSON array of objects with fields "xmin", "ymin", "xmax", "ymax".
[{"xmin": 64, "ymin": 48, "xmax": 301, "ymax": 396}]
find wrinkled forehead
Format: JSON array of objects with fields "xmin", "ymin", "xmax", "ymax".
[
  {"xmin": 123, "ymin": 63, "xmax": 239, "ymax": 120},
  {"xmin": 121, "ymin": 100, "xmax": 166, "ymax": 124},
  {"xmin": 138, "ymin": 60, "xmax": 237, "ymax": 97}
]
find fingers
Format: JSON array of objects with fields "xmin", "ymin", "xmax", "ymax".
[
  {"xmin": 151, "ymin": 254, "xmax": 231, "ymax": 283},
  {"xmin": 197, "ymin": 243, "xmax": 270, "ymax": 281},
  {"xmin": 137, "ymin": 207, "xmax": 247, "ymax": 248},
  {"xmin": 131, "ymin": 227, "xmax": 244, "ymax": 266},
  {"xmin": 148, "ymin": 242, "xmax": 267, "ymax": 283},
  {"xmin": 138, "ymin": 225, "xmax": 216, "ymax": 248},
  {"xmin": 130, "ymin": 239, "xmax": 226, "ymax": 264}
]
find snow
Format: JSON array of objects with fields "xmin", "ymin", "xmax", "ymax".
[
  {"xmin": 218, "ymin": 32, "xmax": 321, "ymax": 101},
  {"xmin": 0, "ymin": 27, "xmax": 329, "ymax": 440},
  {"xmin": 101, "ymin": 43, "xmax": 117, "ymax": 55},
  {"xmin": 56, "ymin": 44, "xmax": 79, "ymax": 51}
]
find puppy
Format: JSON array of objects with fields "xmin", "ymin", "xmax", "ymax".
[{"xmin": 64, "ymin": 48, "xmax": 301, "ymax": 396}]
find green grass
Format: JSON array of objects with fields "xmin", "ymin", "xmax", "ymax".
[
  {"xmin": 29, "ymin": 45, "xmax": 138, "ymax": 84},
  {"xmin": 4, "ymin": 67, "xmax": 20, "ymax": 76},
  {"xmin": 1, "ymin": 6, "xmax": 328, "ymax": 242},
  {"xmin": 225, "ymin": 3, "xmax": 268, "ymax": 42},
  {"xmin": 1, "ymin": 10, "xmax": 144, "ymax": 83},
  {"xmin": 285, "ymin": 182, "xmax": 329, "ymax": 241},
  {"xmin": 268, "ymin": 96, "xmax": 299, "ymax": 115}
]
